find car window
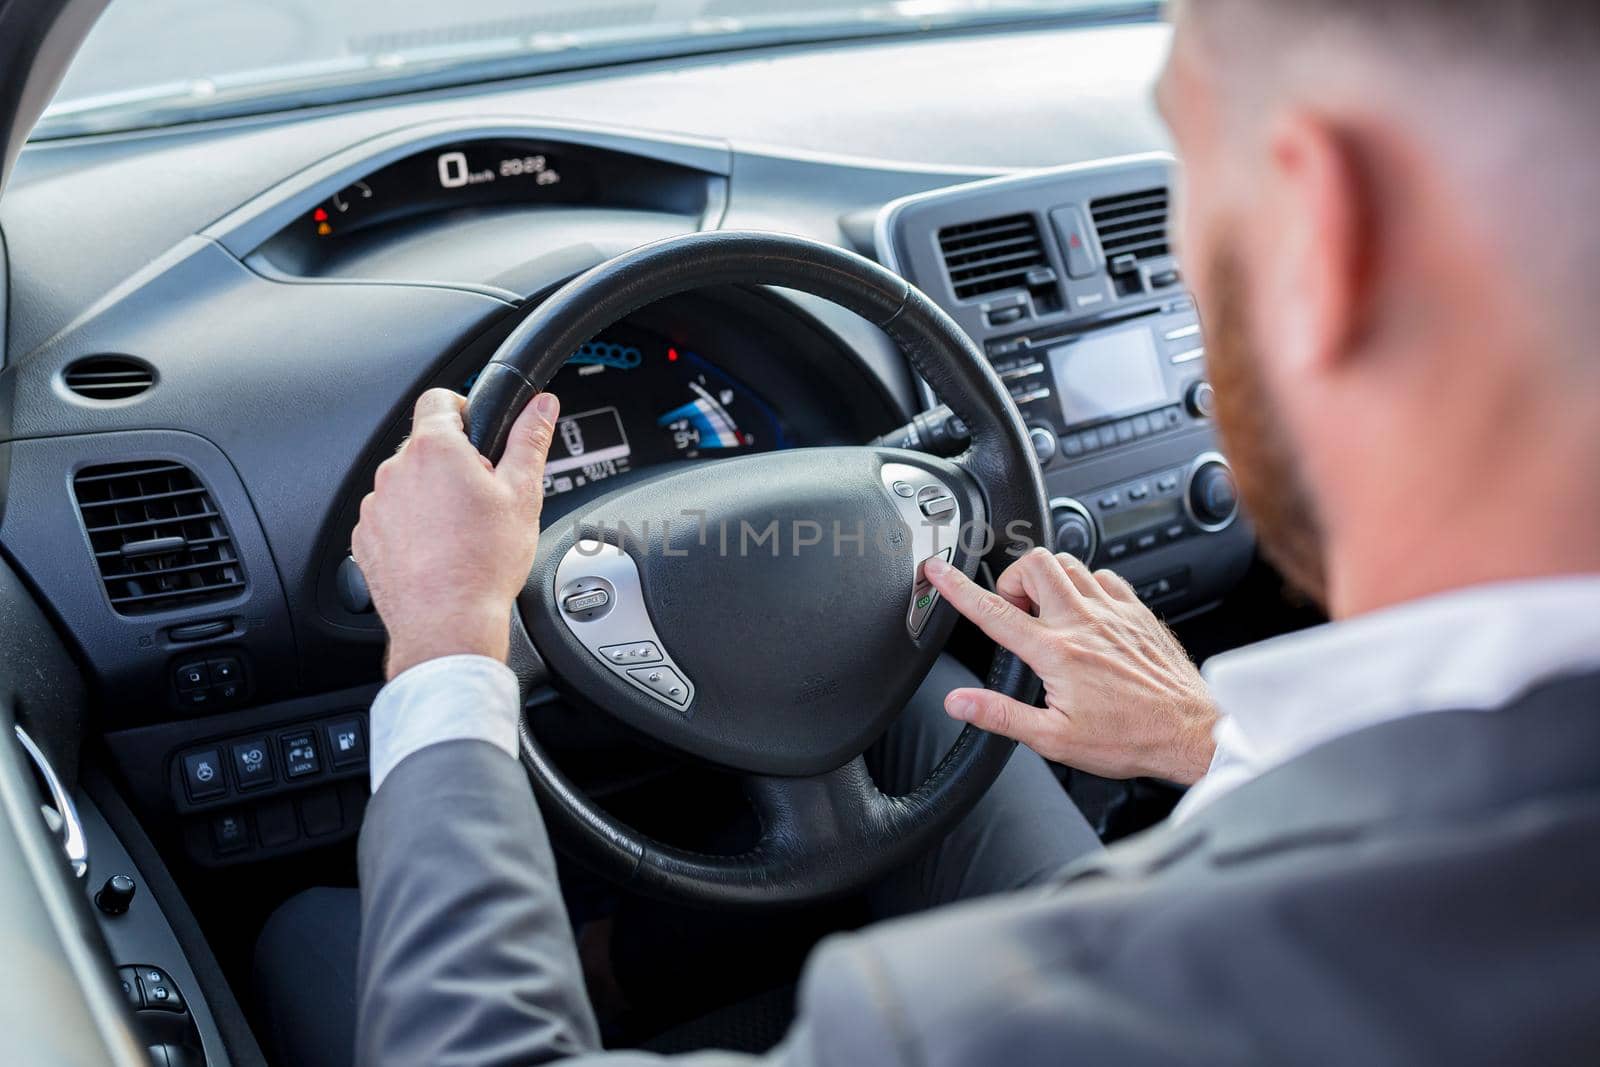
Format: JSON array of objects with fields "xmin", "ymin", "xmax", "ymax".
[{"xmin": 38, "ymin": 0, "xmax": 1159, "ymax": 138}]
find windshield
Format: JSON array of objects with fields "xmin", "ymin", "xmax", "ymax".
[{"xmin": 39, "ymin": 0, "xmax": 1156, "ymax": 139}]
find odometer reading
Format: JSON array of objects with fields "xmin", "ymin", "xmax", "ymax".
[
  {"xmin": 436, "ymin": 149, "xmax": 561, "ymax": 190},
  {"xmin": 306, "ymin": 138, "xmax": 578, "ymax": 239}
]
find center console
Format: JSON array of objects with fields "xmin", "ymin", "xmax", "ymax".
[{"xmin": 876, "ymin": 154, "xmax": 1254, "ymax": 616}]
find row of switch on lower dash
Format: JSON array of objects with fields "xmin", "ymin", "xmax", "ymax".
[
  {"xmin": 180, "ymin": 718, "xmax": 366, "ymax": 803},
  {"xmin": 209, "ymin": 788, "xmax": 350, "ymax": 855}
]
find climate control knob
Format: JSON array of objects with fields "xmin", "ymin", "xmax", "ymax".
[
  {"xmin": 1185, "ymin": 380, "xmax": 1217, "ymax": 419},
  {"xmin": 1049, "ymin": 498, "xmax": 1099, "ymax": 562},
  {"xmin": 1186, "ymin": 455, "xmax": 1240, "ymax": 531}
]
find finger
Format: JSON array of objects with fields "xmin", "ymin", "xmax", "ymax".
[
  {"xmin": 924, "ymin": 556, "xmax": 1048, "ymax": 659},
  {"xmin": 413, "ymin": 388, "xmax": 466, "ymax": 427},
  {"xmin": 944, "ymin": 687, "xmax": 1051, "ymax": 751},
  {"xmin": 1053, "ymin": 552, "xmax": 1102, "ymax": 599},
  {"xmin": 496, "ymin": 391, "xmax": 560, "ymax": 493},
  {"xmin": 996, "ymin": 548, "xmax": 1080, "ymax": 619},
  {"xmin": 1094, "ymin": 567, "xmax": 1140, "ymax": 603},
  {"xmin": 410, "ymin": 390, "xmax": 469, "ymax": 447}
]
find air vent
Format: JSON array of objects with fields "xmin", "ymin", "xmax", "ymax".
[
  {"xmin": 61, "ymin": 356, "xmax": 155, "ymax": 401},
  {"xmin": 1089, "ymin": 187, "xmax": 1171, "ymax": 265},
  {"xmin": 938, "ymin": 214, "xmax": 1050, "ymax": 300},
  {"xmin": 73, "ymin": 462, "xmax": 246, "ymax": 615}
]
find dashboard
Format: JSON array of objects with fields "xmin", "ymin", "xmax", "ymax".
[{"xmin": 0, "ymin": 17, "xmax": 1246, "ymax": 875}]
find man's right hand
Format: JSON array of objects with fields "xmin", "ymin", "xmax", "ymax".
[
  {"xmin": 352, "ymin": 388, "xmax": 560, "ymax": 681},
  {"xmin": 923, "ymin": 549, "xmax": 1219, "ymax": 785}
]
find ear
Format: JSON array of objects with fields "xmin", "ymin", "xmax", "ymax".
[{"xmin": 1259, "ymin": 110, "xmax": 1370, "ymax": 375}]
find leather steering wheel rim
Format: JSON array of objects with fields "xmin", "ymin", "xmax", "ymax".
[{"xmin": 464, "ymin": 230, "xmax": 1049, "ymax": 906}]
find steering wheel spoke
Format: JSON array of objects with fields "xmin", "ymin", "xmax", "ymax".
[{"xmin": 743, "ymin": 757, "xmax": 884, "ymax": 856}]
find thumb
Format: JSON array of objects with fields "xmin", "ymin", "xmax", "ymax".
[
  {"xmin": 944, "ymin": 687, "xmax": 1048, "ymax": 751},
  {"xmin": 496, "ymin": 392, "xmax": 560, "ymax": 491}
]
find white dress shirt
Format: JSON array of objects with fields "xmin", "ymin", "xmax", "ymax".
[
  {"xmin": 368, "ymin": 577, "xmax": 1600, "ymax": 813},
  {"xmin": 367, "ymin": 654, "xmax": 521, "ymax": 793},
  {"xmin": 1174, "ymin": 575, "xmax": 1600, "ymax": 821}
]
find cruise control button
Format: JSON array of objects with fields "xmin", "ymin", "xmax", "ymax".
[
  {"xmin": 909, "ymin": 549, "xmax": 954, "ymax": 636},
  {"xmin": 562, "ymin": 589, "xmax": 611, "ymax": 615},
  {"xmin": 601, "ymin": 642, "xmax": 663, "ymax": 665},
  {"xmin": 919, "ymin": 495, "xmax": 958, "ymax": 520},
  {"xmin": 627, "ymin": 665, "xmax": 690, "ymax": 706},
  {"xmin": 181, "ymin": 750, "xmax": 226, "ymax": 802}
]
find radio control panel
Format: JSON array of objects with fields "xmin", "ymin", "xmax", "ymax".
[{"xmin": 877, "ymin": 154, "xmax": 1255, "ymax": 617}]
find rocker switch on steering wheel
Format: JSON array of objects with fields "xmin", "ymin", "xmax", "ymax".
[{"xmin": 881, "ymin": 463, "xmax": 965, "ymax": 639}]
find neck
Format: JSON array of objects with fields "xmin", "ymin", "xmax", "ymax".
[{"xmin": 1323, "ymin": 425, "xmax": 1600, "ymax": 619}]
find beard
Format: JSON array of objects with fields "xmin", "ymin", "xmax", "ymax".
[{"xmin": 1203, "ymin": 247, "xmax": 1330, "ymax": 608}]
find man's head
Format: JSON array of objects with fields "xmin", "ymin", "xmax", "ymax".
[{"xmin": 1157, "ymin": 1, "xmax": 1600, "ymax": 617}]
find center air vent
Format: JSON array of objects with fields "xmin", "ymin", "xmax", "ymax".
[
  {"xmin": 938, "ymin": 214, "xmax": 1050, "ymax": 300},
  {"xmin": 73, "ymin": 462, "xmax": 246, "ymax": 615},
  {"xmin": 61, "ymin": 356, "xmax": 155, "ymax": 401},
  {"xmin": 1089, "ymin": 187, "xmax": 1171, "ymax": 266}
]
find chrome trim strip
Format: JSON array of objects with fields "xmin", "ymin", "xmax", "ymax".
[{"xmin": 14, "ymin": 726, "xmax": 88, "ymax": 880}]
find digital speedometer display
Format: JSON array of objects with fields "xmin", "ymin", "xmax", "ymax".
[
  {"xmin": 305, "ymin": 138, "xmax": 589, "ymax": 239},
  {"xmin": 463, "ymin": 328, "xmax": 788, "ymax": 500}
]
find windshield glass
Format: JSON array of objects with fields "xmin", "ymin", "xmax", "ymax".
[{"xmin": 39, "ymin": 0, "xmax": 1155, "ymax": 139}]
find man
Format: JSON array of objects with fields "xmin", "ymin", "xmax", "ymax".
[{"xmin": 257, "ymin": 0, "xmax": 1600, "ymax": 1062}]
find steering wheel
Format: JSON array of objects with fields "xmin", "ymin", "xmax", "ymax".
[{"xmin": 462, "ymin": 230, "xmax": 1048, "ymax": 906}]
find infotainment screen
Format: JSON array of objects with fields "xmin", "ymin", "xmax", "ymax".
[{"xmin": 1047, "ymin": 325, "xmax": 1168, "ymax": 426}]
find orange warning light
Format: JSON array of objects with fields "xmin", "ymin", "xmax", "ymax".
[{"xmin": 316, "ymin": 222, "xmax": 333, "ymax": 237}]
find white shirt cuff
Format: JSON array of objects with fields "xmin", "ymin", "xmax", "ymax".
[{"xmin": 367, "ymin": 654, "xmax": 521, "ymax": 794}]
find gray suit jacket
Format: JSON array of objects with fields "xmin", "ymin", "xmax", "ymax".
[{"xmin": 356, "ymin": 670, "xmax": 1600, "ymax": 1066}]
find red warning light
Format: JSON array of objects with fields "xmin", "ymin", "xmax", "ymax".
[
  {"xmin": 313, "ymin": 207, "xmax": 329, "ymax": 222},
  {"xmin": 667, "ymin": 347, "xmax": 680, "ymax": 362}
]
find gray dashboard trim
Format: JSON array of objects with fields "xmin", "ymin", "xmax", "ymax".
[{"xmin": 872, "ymin": 151, "xmax": 1177, "ymax": 411}]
